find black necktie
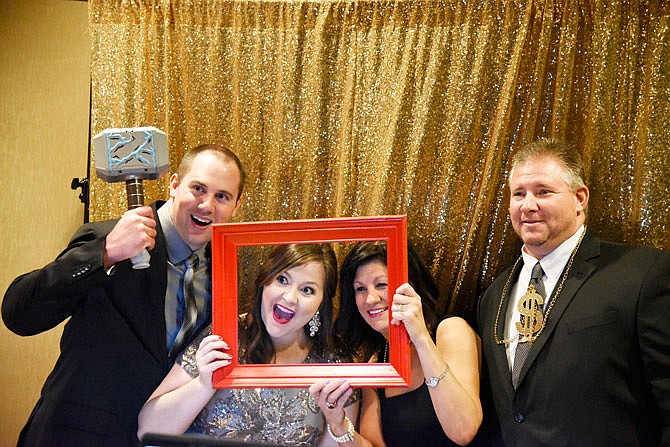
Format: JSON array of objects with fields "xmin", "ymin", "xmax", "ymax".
[
  {"xmin": 512, "ymin": 262, "xmax": 545, "ymax": 388},
  {"xmin": 171, "ymin": 252, "xmax": 199, "ymax": 357}
]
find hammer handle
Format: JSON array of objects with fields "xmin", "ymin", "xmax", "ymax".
[
  {"xmin": 126, "ymin": 178, "xmax": 145, "ymax": 209},
  {"xmin": 125, "ymin": 178, "xmax": 151, "ymax": 269}
]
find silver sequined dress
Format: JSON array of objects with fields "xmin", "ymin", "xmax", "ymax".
[{"xmin": 178, "ymin": 325, "xmax": 355, "ymax": 446}]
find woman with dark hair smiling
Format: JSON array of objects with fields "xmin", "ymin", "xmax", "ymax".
[{"xmin": 310, "ymin": 242, "xmax": 481, "ymax": 447}]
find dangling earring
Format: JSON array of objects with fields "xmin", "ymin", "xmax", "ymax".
[{"xmin": 308, "ymin": 311, "xmax": 321, "ymax": 337}]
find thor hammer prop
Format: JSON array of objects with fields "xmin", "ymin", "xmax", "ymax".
[{"xmin": 93, "ymin": 127, "xmax": 169, "ymax": 269}]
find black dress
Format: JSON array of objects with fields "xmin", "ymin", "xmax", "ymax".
[{"xmin": 377, "ymin": 384, "xmax": 460, "ymax": 447}]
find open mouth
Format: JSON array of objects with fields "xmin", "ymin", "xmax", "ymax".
[
  {"xmin": 368, "ymin": 306, "xmax": 388, "ymax": 318},
  {"xmin": 273, "ymin": 304, "xmax": 295, "ymax": 324},
  {"xmin": 191, "ymin": 214, "xmax": 212, "ymax": 227}
]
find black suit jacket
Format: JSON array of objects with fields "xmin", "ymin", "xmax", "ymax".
[
  {"xmin": 477, "ymin": 231, "xmax": 670, "ymax": 447},
  {"xmin": 3, "ymin": 202, "xmax": 172, "ymax": 446}
]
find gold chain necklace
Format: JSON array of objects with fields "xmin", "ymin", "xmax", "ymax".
[{"xmin": 493, "ymin": 229, "xmax": 586, "ymax": 346}]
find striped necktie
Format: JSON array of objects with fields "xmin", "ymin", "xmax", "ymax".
[{"xmin": 170, "ymin": 252, "xmax": 199, "ymax": 357}]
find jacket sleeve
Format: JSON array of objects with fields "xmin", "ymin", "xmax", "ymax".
[
  {"xmin": 2, "ymin": 220, "xmax": 117, "ymax": 336},
  {"xmin": 637, "ymin": 248, "xmax": 670, "ymax": 446}
]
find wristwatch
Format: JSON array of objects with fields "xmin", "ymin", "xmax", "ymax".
[{"xmin": 425, "ymin": 365, "xmax": 450, "ymax": 387}]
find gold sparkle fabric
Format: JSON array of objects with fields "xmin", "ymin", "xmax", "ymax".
[{"xmin": 89, "ymin": 0, "xmax": 670, "ymax": 317}]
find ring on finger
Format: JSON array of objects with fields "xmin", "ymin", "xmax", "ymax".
[
  {"xmin": 399, "ymin": 303, "xmax": 404, "ymax": 310},
  {"xmin": 326, "ymin": 400, "xmax": 337, "ymax": 409}
]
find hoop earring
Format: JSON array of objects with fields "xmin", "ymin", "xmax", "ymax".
[{"xmin": 308, "ymin": 311, "xmax": 321, "ymax": 337}]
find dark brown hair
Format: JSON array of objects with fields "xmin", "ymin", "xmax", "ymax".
[
  {"xmin": 334, "ymin": 241, "xmax": 441, "ymax": 362},
  {"xmin": 240, "ymin": 243, "xmax": 338, "ymax": 364}
]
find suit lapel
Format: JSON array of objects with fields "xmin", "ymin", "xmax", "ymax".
[
  {"xmin": 489, "ymin": 260, "xmax": 523, "ymax": 397},
  {"xmin": 515, "ymin": 232, "xmax": 600, "ymax": 387},
  {"xmin": 142, "ymin": 202, "xmax": 170, "ymax": 369}
]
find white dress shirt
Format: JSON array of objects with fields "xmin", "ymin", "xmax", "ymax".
[{"xmin": 504, "ymin": 225, "xmax": 585, "ymax": 369}]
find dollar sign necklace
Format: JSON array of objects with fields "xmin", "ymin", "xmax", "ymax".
[
  {"xmin": 493, "ymin": 229, "xmax": 586, "ymax": 346},
  {"xmin": 515, "ymin": 283, "xmax": 544, "ymax": 340}
]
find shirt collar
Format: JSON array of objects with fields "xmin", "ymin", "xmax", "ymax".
[
  {"xmin": 157, "ymin": 201, "xmax": 197, "ymax": 265},
  {"xmin": 521, "ymin": 225, "xmax": 585, "ymax": 283}
]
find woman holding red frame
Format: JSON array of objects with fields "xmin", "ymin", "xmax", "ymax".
[
  {"xmin": 138, "ymin": 243, "xmax": 359, "ymax": 446},
  {"xmin": 310, "ymin": 242, "xmax": 482, "ymax": 446}
]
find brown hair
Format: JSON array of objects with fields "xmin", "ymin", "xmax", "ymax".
[{"xmin": 177, "ymin": 144, "xmax": 246, "ymax": 200}]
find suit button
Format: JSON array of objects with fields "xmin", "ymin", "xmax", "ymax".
[{"xmin": 514, "ymin": 413, "xmax": 525, "ymax": 423}]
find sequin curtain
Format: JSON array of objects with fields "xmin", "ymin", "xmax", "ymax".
[{"xmin": 88, "ymin": 0, "xmax": 670, "ymax": 320}]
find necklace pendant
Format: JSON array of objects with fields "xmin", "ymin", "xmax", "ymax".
[
  {"xmin": 515, "ymin": 285, "xmax": 544, "ymax": 340},
  {"xmin": 493, "ymin": 228, "xmax": 586, "ymax": 347}
]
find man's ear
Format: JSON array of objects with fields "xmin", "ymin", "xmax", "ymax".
[
  {"xmin": 231, "ymin": 194, "xmax": 244, "ymax": 217},
  {"xmin": 168, "ymin": 173, "xmax": 179, "ymax": 198},
  {"xmin": 575, "ymin": 185, "xmax": 589, "ymax": 213}
]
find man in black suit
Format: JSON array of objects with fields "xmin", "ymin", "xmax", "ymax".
[
  {"xmin": 477, "ymin": 139, "xmax": 670, "ymax": 446},
  {"xmin": 2, "ymin": 143, "xmax": 245, "ymax": 446}
]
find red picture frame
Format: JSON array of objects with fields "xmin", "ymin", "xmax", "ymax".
[{"xmin": 211, "ymin": 215, "xmax": 409, "ymax": 388}]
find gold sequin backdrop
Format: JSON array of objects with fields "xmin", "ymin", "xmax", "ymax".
[{"xmin": 88, "ymin": 0, "xmax": 670, "ymax": 320}]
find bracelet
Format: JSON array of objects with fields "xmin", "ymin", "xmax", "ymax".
[{"xmin": 326, "ymin": 415, "xmax": 355, "ymax": 443}]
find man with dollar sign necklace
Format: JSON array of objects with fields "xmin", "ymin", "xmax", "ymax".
[{"xmin": 476, "ymin": 139, "xmax": 670, "ymax": 447}]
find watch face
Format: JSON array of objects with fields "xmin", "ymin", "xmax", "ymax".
[{"xmin": 428, "ymin": 378, "xmax": 438, "ymax": 387}]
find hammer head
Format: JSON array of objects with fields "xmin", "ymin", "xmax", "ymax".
[{"xmin": 93, "ymin": 127, "xmax": 169, "ymax": 182}]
